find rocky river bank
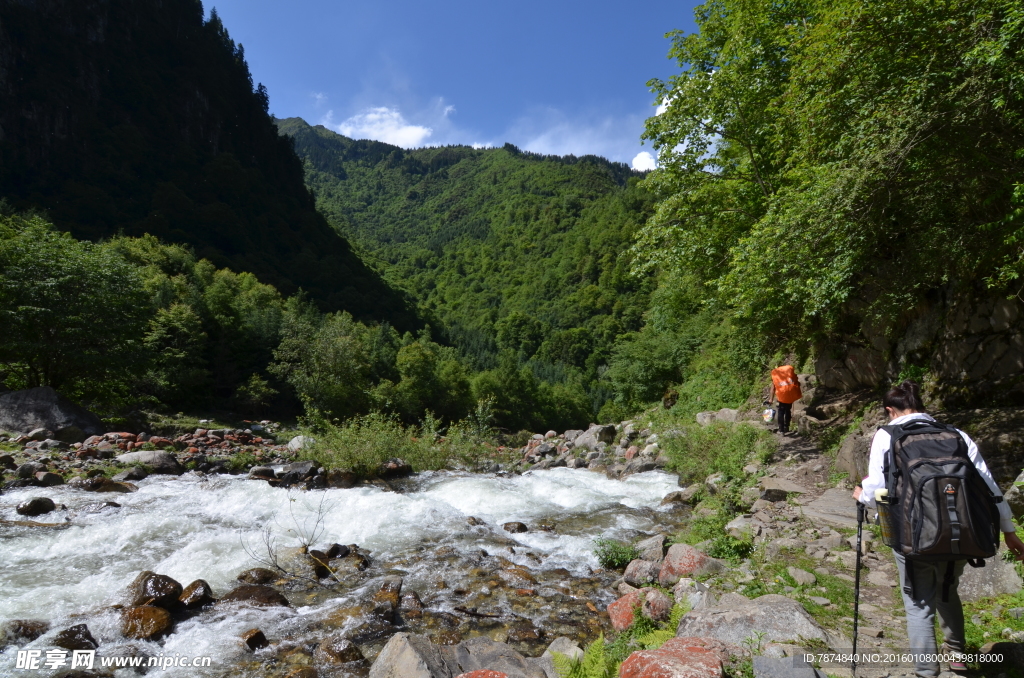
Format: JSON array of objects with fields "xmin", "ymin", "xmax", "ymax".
[{"xmin": 3, "ymin": 384, "xmax": 1024, "ymax": 678}]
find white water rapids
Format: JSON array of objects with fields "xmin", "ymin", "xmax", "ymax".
[{"xmin": 0, "ymin": 468, "xmax": 680, "ymax": 676}]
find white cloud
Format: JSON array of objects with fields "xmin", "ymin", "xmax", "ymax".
[
  {"xmin": 443, "ymin": 105, "xmax": 456, "ymax": 117},
  {"xmin": 498, "ymin": 108, "xmax": 649, "ymax": 164},
  {"xmin": 328, "ymin": 106, "xmax": 433, "ymax": 147},
  {"xmin": 631, "ymin": 151, "xmax": 657, "ymax": 171},
  {"xmin": 311, "ymin": 92, "xmax": 327, "ymax": 106}
]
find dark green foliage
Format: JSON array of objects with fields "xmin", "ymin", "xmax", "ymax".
[
  {"xmin": 0, "ymin": 210, "xmax": 148, "ymax": 394},
  {"xmin": 0, "ymin": 0, "xmax": 414, "ymax": 325},
  {"xmin": 637, "ymin": 0, "xmax": 1024, "ymax": 341},
  {"xmin": 278, "ymin": 117, "xmax": 657, "ymax": 422},
  {"xmin": 593, "ymin": 538, "xmax": 641, "ymax": 570}
]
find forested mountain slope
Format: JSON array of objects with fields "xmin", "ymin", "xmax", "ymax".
[
  {"xmin": 277, "ymin": 118, "xmax": 655, "ymax": 385},
  {"xmin": 0, "ymin": 0, "xmax": 413, "ymax": 326}
]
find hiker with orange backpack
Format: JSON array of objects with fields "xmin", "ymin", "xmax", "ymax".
[
  {"xmin": 767, "ymin": 365, "xmax": 802, "ymax": 435},
  {"xmin": 854, "ymin": 380, "xmax": 1024, "ymax": 676}
]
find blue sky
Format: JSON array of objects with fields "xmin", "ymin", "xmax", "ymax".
[{"xmin": 206, "ymin": 0, "xmax": 700, "ymax": 169}]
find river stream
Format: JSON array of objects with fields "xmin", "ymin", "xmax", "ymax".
[{"xmin": 0, "ymin": 468, "xmax": 683, "ymax": 676}]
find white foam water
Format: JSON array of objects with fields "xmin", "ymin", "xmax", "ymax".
[{"xmin": 0, "ymin": 468, "xmax": 679, "ymax": 676}]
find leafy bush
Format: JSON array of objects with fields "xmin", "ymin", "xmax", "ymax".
[
  {"xmin": 660, "ymin": 422, "xmax": 775, "ymax": 485},
  {"xmin": 593, "ymin": 538, "xmax": 641, "ymax": 570},
  {"xmin": 304, "ymin": 412, "xmax": 506, "ymax": 478}
]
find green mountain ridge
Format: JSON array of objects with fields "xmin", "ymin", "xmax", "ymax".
[{"xmin": 277, "ymin": 117, "xmax": 656, "ymax": 388}]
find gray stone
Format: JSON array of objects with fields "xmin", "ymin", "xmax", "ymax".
[
  {"xmin": 542, "ymin": 636, "xmax": 583, "ymax": 662},
  {"xmin": 368, "ymin": 632, "xmax": 548, "ymax": 678},
  {"xmin": 959, "ymin": 548, "xmax": 1024, "ymax": 602},
  {"xmin": 765, "ymin": 538, "xmax": 803, "ymax": 560},
  {"xmin": 26, "ymin": 428, "xmax": 49, "ymax": 441},
  {"xmin": 0, "ymin": 387, "xmax": 103, "ymax": 440},
  {"xmin": 788, "ymin": 567, "xmax": 816, "ymax": 586},
  {"xmin": 753, "ymin": 655, "xmax": 826, "ymax": 678},
  {"xmin": 635, "ymin": 534, "xmax": 666, "ymax": 562},
  {"xmin": 725, "ymin": 515, "xmax": 757, "ymax": 539},
  {"xmin": 623, "ymin": 558, "xmax": 661, "ymax": 586},
  {"xmin": 573, "ymin": 424, "xmax": 617, "ymax": 452},
  {"xmin": 16, "ymin": 461, "xmax": 46, "ymax": 478},
  {"xmin": 716, "ymin": 408, "xmax": 740, "ymax": 423},
  {"xmin": 115, "ymin": 451, "xmax": 183, "ymax": 475},
  {"xmin": 676, "ymin": 594, "xmax": 833, "ymax": 648},
  {"xmin": 1003, "ymin": 469, "xmax": 1024, "ymax": 519},
  {"xmin": 835, "ymin": 433, "xmax": 870, "ymax": 482},
  {"xmin": 287, "ymin": 435, "xmax": 315, "ymax": 452},
  {"xmin": 672, "ymin": 578, "xmax": 717, "ymax": 610},
  {"xmin": 696, "ymin": 411, "xmax": 716, "ymax": 426},
  {"xmin": 113, "ymin": 467, "xmax": 148, "ymax": 482},
  {"xmin": 760, "ymin": 477, "xmax": 809, "ymax": 494},
  {"xmin": 799, "ymin": 488, "xmax": 859, "ymax": 529}
]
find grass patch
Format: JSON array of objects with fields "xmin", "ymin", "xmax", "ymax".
[
  {"xmin": 304, "ymin": 412, "xmax": 509, "ymax": 477},
  {"xmin": 593, "ymin": 538, "xmax": 641, "ymax": 570},
  {"xmin": 659, "ymin": 421, "xmax": 776, "ymax": 485}
]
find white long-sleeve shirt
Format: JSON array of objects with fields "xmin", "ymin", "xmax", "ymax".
[{"xmin": 858, "ymin": 412, "xmax": 1015, "ymax": 533}]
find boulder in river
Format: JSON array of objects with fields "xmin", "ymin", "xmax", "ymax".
[
  {"xmin": 115, "ymin": 450, "xmax": 183, "ymax": 475},
  {"xmin": 242, "ymin": 628, "xmax": 269, "ymax": 651},
  {"xmin": 219, "ymin": 584, "xmax": 290, "ymax": 607},
  {"xmin": 502, "ymin": 522, "xmax": 528, "ymax": 533},
  {"xmin": 34, "ymin": 472, "xmax": 63, "ymax": 486},
  {"xmin": 179, "ymin": 579, "xmax": 216, "ymax": 608},
  {"xmin": 127, "ymin": 571, "xmax": 183, "ymax": 609},
  {"xmin": 0, "ymin": 619, "xmax": 50, "ymax": 644},
  {"xmin": 237, "ymin": 567, "xmax": 279, "ymax": 585},
  {"xmin": 0, "ymin": 386, "xmax": 104, "ymax": 441},
  {"xmin": 314, "ymin": 633, "xmax": 365, "ymax": 665},
  {"xmin": 53, "ymin": 624, "xmax": 99, "ymax": 651},
  {"xmin": 16, "ymin": 497, "xmax": 56, "ymax": 516},
  {"xmin": 377, "ymin": 457, "xmax": 412, "ymax": 479},
  {"xmin": 121, "ymin": 605, "xmax": 172, "ymax": 640}
]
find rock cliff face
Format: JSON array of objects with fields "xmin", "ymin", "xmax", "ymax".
[{"xmin": 815, "ymin": 289, "xmax": 1024, "ymax": 407}]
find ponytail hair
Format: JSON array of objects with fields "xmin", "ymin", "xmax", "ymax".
[{"xmin": 883, "ymin": 380, "xmax": 924, "ymax": 413}]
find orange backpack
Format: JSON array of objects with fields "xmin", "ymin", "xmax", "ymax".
[{"xmin": 771, "ymin": 366, "xmax": 802, "ymax": 404}]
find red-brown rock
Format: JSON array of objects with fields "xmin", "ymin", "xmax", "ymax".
[
  {"xmin": 619, "ymin": 636, "xmax": 734, "ymax": 678},
  {"xmin": 625, "ymin": 446, "xmax": 640, "ymax": 460},
  {"xmin": 607, "ymin": 589, "xmax": 645, "ymax": 631},
  {"xmin": 242, "ymin": 628, "xmax": 269, "ymax": 650},
  {"xmin": 121, "ymin": 606, "xmax": 172, "ymax": 640},
  {"xmin": 149, "ymin": 437, "xmax": 174, "ymax": 449},
  {"xmin": 658, "ymin": 544, "xmax": 725, "ymax": 586}
]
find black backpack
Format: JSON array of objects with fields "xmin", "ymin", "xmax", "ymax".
[{"xmin": 880, "ymin": 419, "xmax": 1003, "ymax": 600}]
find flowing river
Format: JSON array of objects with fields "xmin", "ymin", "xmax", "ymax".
[{"xmin": 0, "ymin": 468, "xmax": 683, "ymax": 676}]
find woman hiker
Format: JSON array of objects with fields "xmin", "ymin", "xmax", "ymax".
[
  {"xmin": 767, "ymin": 364, "xmax": 802, "ymax": 435},
  {"xmin": 854, "ymin": 380, "xmax": 1024, "ymax": 676}
]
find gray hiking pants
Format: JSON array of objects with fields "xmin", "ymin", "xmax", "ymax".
[{"xmin": 893, "ymin": 552, "xmax": 966, "ymax": 677}]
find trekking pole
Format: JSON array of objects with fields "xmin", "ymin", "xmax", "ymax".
[{"xmin": 852, "ymin": 501, "xmax": 865, "ymax": 676}]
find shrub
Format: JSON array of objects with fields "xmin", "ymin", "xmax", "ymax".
[{"xmin": 593, "ymin": 538, "xmax": 641, "ymax": 570}]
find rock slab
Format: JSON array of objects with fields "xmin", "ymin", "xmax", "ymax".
[
  {"xmin": 676, "ymin": 594, "xmax": 833, "ymax": 647},
  {"xmin": 619, "ymin": 636, "xmax": 735, "ymax": 678},
  {"xmin": 659, "ymin": 543, "xmax": 726, "ymax": 586},
  {"xmin": 368, "ymin": 632, "xmax": 548, "ymax": 678},
  {"xmin": 0, "ymin": 387, "xmax": 103, "ymax": 440}
]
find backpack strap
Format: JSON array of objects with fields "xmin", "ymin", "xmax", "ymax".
[
  {"xmin": 941, "ymin": 561, "xmax": 955, "ymax": 603},
  {"xmin": 945, "ymin": 482, "xmax": 961, "ymax": 555},
  {"xmin": 881, "ymin": 424, "xmax": 902, "ymax": 494},
  {"xmin": 903, "ymin": 557, "xmax": 916, "ymax": 599}
]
